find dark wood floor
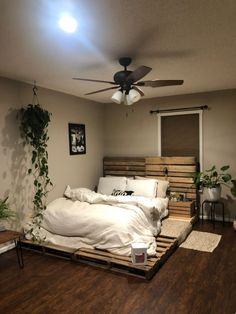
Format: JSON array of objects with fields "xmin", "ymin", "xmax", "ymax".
[{"xmin": 0, "ymin": 221, "xmax": 235, "ymax": 314}]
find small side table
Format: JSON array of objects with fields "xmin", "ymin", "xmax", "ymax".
[
  {"xmin": 201, "ymin": 200, "xmax": 224, "ymax": 227},
  {"xmin": 0, "ymin": 230, "xmax": 24, "ymax": 268}
]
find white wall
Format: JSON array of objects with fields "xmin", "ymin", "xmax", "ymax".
[
  {"xmin": 104, "ymin": 89, "xmax": 236, "ymax": 220},
  {"xmin": 0, "ymin": 77, "xmax": 105, "ymax": 229}
]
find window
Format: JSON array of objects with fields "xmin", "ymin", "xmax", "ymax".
[{"xmin": 158, "ymin": 111, "xmax": 202, "ymax": 166}]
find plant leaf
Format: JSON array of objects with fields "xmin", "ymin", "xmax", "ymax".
[
  {"xmin": 221, "ymin": 165, "xmax": 230, "ymax": 171},
  {"xmin": 222, "ymin": 174, "xmax": 231, "ymax": 182},
  {"xmin": 206, "ymin": 165, "xmax": 216, "ymax": 172}
]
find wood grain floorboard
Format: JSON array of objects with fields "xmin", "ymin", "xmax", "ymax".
[{"xmin": 0, "ymin": 221, "xmax": 235, "ymax": 314}]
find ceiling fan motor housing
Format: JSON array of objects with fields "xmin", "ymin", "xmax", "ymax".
[{"xmin": 113, "ymin": 70, "xmax": 132, "ymax": 91}]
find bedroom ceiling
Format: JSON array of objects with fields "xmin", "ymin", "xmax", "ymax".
[{"xmin": 0, "ymin": 0, "xmax": 236, "ymax": 103}]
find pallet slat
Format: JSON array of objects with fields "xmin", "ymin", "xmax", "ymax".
[
  {"xmin": 104, "ymin": 170, "xmax": 146, "ymax": 176},
  {"xmin": 78, "ymin": 251, "xmax": 153, "ymax": 269},
  {"xmin": 146, "ymin": 165, "xmax": 196, "ymax": 173},
  {"xmin": 169, "ymin": 187, "xmax": 196, "ymax": 193},
  {"xmin": 76, "ymin": 250, "xmax": 152, "ymax": 270},
  {"xmin": 169, "ymin": 201, "xmax": 194, "ymax": 208},
  {"xmin": 169, "ymin": 182, "xmax": 194, "ymax": 188},
  {"xmin": 104, "ymin": 165, "xmax": 145, "ymax": 171},
  {"xmin": 21, "ymin": 239, "xmax": 75, "ymax": 253},
  {"xmin": 145, "ymin": 175, "xmax": 195, "ymax": 183},
  {"xmin": 77, "ymin": 247, "xmax": 155, "ymax": 267},
  {"xmin": 147, "ymin": 172, "xmax": 195, "ymax": 177},
  {"xmin": 145, "ymin": 156, "xmax": 196, "ymax": 165}
]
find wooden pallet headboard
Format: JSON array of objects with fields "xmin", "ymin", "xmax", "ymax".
[{"xmin": 103, "ymin": 156, "xmax": 197, "ymax": 202}]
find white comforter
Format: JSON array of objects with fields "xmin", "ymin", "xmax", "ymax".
[{"xmin": 28, "ymin": 187, "xmax": 168, "ymax": 256}]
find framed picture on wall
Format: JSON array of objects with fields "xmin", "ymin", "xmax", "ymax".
[{"xmin": 68, "ymin": 123, "xmax": 86, "ymax": 155}]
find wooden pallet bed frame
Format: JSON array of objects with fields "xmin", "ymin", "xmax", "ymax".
[
  {"xmin": 21, "ymin": 234, "xmax": 177, "ymax": 280},
  {"xmin": 21, "ymin": 156, "xmax": 198, "ymax": 280}
]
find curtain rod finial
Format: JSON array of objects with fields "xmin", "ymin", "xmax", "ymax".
[{"xmin": 150, "ymin": 110, "xmax": 160, "ymax": 114}]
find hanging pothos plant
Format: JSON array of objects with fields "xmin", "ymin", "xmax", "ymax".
[{"xmin": 19, "ymin": 87, "xmax": 52, "ymax": 241}]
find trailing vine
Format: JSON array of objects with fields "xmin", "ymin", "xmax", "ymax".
[{"xmin": 19, "ymin": 88, "xmax": 52, "ymax": 241}]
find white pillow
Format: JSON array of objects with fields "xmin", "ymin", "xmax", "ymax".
[
  {"xmin": 126, "ymin": 178, "xmax": 157, "ymax": 198},
  {"xmin": 135, "ymin": 176, "xmax": 158, "ymax": 183},
  {"xmin": 156, "ymin": 179, "xmax": 169, "ymax": 198},
  {"xmin": 135, "ymin": 176, "xmax": 169, "ymax": 198},
  {"xmin": 97, "ymin": 177, "xmax": 127, "ymax": 195}
]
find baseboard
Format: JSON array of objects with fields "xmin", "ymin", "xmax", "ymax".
[{"xmin": 0, "ymin": 243, "xmax": 15, "ymax": 254}]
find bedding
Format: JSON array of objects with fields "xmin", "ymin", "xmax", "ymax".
[{"xmin": 25, "ymin": 187, "xmax": 168, "ymax": 256}]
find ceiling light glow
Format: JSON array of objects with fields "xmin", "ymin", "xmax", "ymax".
[{"xmin": 59, "ymin": 14, "xmax": 78, "ymax": 33}]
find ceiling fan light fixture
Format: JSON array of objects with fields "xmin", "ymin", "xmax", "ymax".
[
  {"xmin": 125, "ymin": 94, "xmax": 134, "ymax": 106},
  {"xmin": 111, "ymin": 90, "xmax": 123, "ymax": 104},
  {"xmin": 128, "ymin": 88, "xmax": 141, "ymax": 103}
]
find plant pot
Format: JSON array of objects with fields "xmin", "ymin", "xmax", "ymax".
[{"xmin": 204, "ymin": 186, "xmax": 221, "ymax": 202}]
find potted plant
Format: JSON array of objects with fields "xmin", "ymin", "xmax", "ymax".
[
  {"xmin": 0, "ymin": 197, "xmax": 15, "ymax": 231},
  {"xmin": 194, "ymin": 165, "xmax": 236, "ymax": 201}
]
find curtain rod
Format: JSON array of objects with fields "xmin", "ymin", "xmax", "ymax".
[{"xmin": 150, "ymin": 105, "xmax": 209, "ymax": 114}]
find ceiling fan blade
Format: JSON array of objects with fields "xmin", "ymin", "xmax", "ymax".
[
  {"xmin": 126, "ymin": 66, "xmax": 152, "ymax": 83},
  {"xmin": 133, "ymin": 86, "xmax": 145, "ymax": 97},
  {"xmin": 135, "ymin": 79, "xmax": 184, "ymax": 87},
  {"xmin": 73, "ymin": 78, "xmax": 117, "ymax": 85},
  {"xmin": 85, "ymin": 86, "xmax": 118, "ymax": 95}
]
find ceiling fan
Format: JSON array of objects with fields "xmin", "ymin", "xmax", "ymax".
[{"xmin": 73, "ymin": 57, "xmax": 184, "ymax": 105}]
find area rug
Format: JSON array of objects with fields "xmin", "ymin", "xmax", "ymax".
[
  {"xmin": 160, "ymin": 218, "xmax": 192, "ymax": 244},
  {"xmin": 180, "ymin": 231, "xmax": 222, "ymax": 252}
]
